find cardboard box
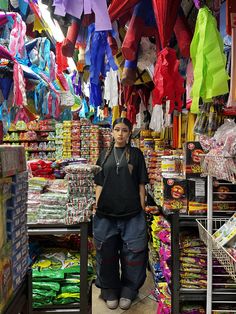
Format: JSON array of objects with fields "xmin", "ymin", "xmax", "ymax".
[
  {"xmin": 184, "ymin": 142, "xmax": 204, "ymax": 177},
  {"xmin": 0, "ymin": 146, "xmax": 26, "ymax": 178},
  {"xmin": 163, "ymin": 178, "xmax": 187, "ymax": 213}
]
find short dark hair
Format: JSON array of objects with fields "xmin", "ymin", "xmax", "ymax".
[{"xmin": 112, "ymin": 117, "xmax": 132, "ymax": 131}]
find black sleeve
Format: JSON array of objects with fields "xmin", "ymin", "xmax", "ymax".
[
  {"xmin": 94, "ymin": 150, "xmax": 106, "ymax": 186},
  {"xmin": 137, "ymin": 148, "xmax": 149, "ymax": 184}
]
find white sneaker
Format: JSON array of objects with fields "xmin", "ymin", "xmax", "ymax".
[
  {"xmin": 106, "ymin": 299, "xmax": 119, "ymax": 310},
  {"xmin": 119, "ymin": 298, "xmax": 132, "ymax": 310}
]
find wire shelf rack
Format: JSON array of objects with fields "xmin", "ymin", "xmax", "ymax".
[{"xmin": 197, "ymin": 218, "xmax": 236, "ymax": 283}]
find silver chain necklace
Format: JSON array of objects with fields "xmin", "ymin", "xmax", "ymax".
[{"xmin": 113, "ymin": 147, "xmax": 126, "ymax": 175}]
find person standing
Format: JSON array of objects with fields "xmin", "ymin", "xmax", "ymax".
[{"xmin": 93, "ymin": 117, "xmax": 149, "ymax": 310}]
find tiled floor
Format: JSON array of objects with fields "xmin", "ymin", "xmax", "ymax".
[{"xmin": 92, "ymin": 270, "xmax": 157, "ymax": 313}]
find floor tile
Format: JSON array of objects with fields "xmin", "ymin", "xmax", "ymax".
[
  {"xmin": 92, "ymin": 270, "xmax": 157, "ymax": 314},
  {"xmin": 139, "ymin": 270, "xmax": 154, "ymax": 298},
  {"xmin": 122, "ymin": 296, "xmax": 157, "ymax": 314},
  {"xmin": 92, "ymin": 285, "xmax": 124, "ymax": 314}
]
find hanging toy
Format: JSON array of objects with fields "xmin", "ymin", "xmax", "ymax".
[
  {"xmin": 190, "ymin": 6, "xmax": 229, "ymax": 114},
  {"xmin": 53, "ymin": 0, "xmax": 112, "ymax": 57}
]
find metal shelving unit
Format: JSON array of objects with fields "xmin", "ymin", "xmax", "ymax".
[{"xmin": 27, "ymin": 222, "xmax": 90, "ymax": 314}]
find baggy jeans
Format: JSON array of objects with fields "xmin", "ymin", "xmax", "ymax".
[{"xmin": 93, "ymin": 211, "xmax": 148, "ymax": 301}]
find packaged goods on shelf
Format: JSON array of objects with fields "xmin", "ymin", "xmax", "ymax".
[
  {"xmin": 156, "ymin": 282, "xmax": 171, "ymax": 314},
  {"xmin": 213, "ymin": 179, "xmax": 236, "ymax": 212},
  {"xmin": 31, "ymin": 247, "xmax": 95, "ymax": 308},
  {"xmin": 163, "ymin": 178, "xmax": 187, "ymax": 214},
  {"xmin": 180, "ymin": 232, "xmax": 207, "ymax": 289},
  {"xmin": 27, "ymin": 177, "xmax": 49, "ymax": 223},
  {"xmin": 184, "ymin": 142, "xmax": 204, "ymax": 177},
  {"xmin": 181, "ymin": 304, "xmax": 206, "ymax": 314},
  {"xmin": 64, "ymin": 164, "xmax": 100, "ymax": 224},
  {"xmin": 187, "ymin": 178, "xmax": 207, "ymax": 215},
  {"xmin": 62, "ymin": 121, "xmax": 72, "ymax": 159},
  {"xmin": 213, "ymin": 213, "xmax": 236, "ymax": 246},
  {"xmin": 28, "ymin": 160, "xmax": 54, "ymax": 179},
  {"xmin": 37, "ymin": 184, "xmax": 69, "ymax": 224},
  {"xmin": 55, "ymin": 123, "xmax": 63, "ymax": 160}
]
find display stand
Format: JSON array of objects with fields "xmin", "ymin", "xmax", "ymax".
[
  {"xmin": 206, "ymin": 175, "xmax": 213, "ymax": 314},
  {"xmin": 27, "ymin": 223, "xmax": 89, "ymax": 314},
  {"xmin": 197, "ymin": 175, "xmax": 236, "ymax": 312}
]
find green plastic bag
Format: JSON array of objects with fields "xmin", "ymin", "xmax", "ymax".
[{"xmin": 190, "ymin": 6, "xmax": 229, "ymax": 113}]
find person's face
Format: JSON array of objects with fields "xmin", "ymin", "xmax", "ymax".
[
  {"xmin": 217, "ymin": 186, "xmax": 230, "ymax": 200},
  {"xmin": 112, "ymin": 123, "xmax": 131, "ymax": 147},
  {"xmin": 191, "ymin": 149, "xmax": 204, "ymax": 163},
  {"xmin": 171, "ymin": 185, "xmax": 184, "ymax": 199}
]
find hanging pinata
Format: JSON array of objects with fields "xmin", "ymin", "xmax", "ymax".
[
  {"xmin": 190, "ymin": 6, "xmax": 229, "ymax": 113},
  {"xmin": 151, "ymin": 0, "xmax": 185, "ymax": 113}
]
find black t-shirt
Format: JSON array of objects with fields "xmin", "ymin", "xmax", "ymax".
[{"xmin": 94, "ymin": 146, "xmax": 149, "ymax": 218}]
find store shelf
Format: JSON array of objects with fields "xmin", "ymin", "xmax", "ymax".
[
  {"xmin": 27, "ymin": 223, "xmax": 89, "ymax": 314},
  {"xmin": 7, "ymin": 130, "xmax": 55, "ymax": 133},
  {"xmin": 197, "ymin": 218, "xmax": 236, "ymax": 283},
  {"xmin": 3, "ymin": 139, "xmax": 53, "ymax": 142},
  {"xmin": 179, "ymin": 288, "xmax": 206, "ymax": 301},
  {"xmin": 26, "ymin": 149, "xmax": 56, "ymax": 152},
  {"xmin": 27, "ymin": 223, "xmax": 81, "ymax": 235}
]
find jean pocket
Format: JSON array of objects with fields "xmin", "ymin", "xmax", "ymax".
[
  {"xmin": 126, "ymin": 237, "xmax": 147, "ymax": 253},
  {"xmin": 94, "ymin": 237, "xmax": 103, "ymax": 251}
]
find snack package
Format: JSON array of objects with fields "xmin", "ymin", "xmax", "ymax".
[
  {"xmin": 163, "ymin": 178, "xmax": 187, "ymax": 213},
  {"xmin": 187, "ymin": 178, "xmax": 207, "ymax": 215},
  {"xmin": 184, "ymin": 142, "xmax": 204, "ymax": 177},
  {"xmin": 213, "ymin": 213, "xmax": 236, "ymax": 246},
  {"xmin": 213, "ymin": 179, "xmax": 236, "ymax": 212}
]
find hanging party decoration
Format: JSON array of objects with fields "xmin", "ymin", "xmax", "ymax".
[{"xmin": 190, "ymin": 6, "xmax": 229, "ymax": 113}]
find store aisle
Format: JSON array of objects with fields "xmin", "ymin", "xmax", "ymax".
[{"xmin": 92, "ymin": 270, "xmax": 157, "ymax": 313}]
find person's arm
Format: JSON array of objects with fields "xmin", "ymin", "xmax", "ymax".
[
  {"xmin": 95, "ymin": 185, "xmax": 103, "ymax": 207},
  {"xmin": 139, "ymin": 183, "xmax": 146, "ymax": 210}
]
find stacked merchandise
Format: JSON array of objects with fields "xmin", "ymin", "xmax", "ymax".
[
  {"xmin": 71, "ymin": 121, "xmax": 81, "ymax": 157},
  {"xmin": 100, "ymin": 128, "xmax": 112, "ymax": 150},
  {"xmin": 0, "ymin": 146, "xmax": 28, "ymax": 312},
  {"xmin": 62, "ymin": 121, "xmax": 72, "ymax": 159},
  {"xmin": 51, "ymin": 158, "xmax": 87, "ymax": 179},
  {"xmin": 64, "ymin": 163, "xmax": 100, "ymax": 224},
  {"xmin": 37, "ymin": 180, "xmax": 68, "ymax": 224},
  {"xmin": 180, "ymin": 305, "xmax": 206, "ymax": 313},
  {"xmin": 184, "ymin": 141, "xmax": 208, "ymax": 215},
  {"xmin": 27, "ymin": 177, "xmax": 49, "ymax": 224},
  {"xmin": 31, "ymin": 241, "xmax": 95, "ymax": 308},
  {"xmin": 145, "ymin": 207, "xmax": 161, "ymax": 301},
  {"xmin": 28, "ymin": 160, "xmax": 55, "ymax": 179},
  {"xmin": 150, "ymin": 215, "xmax": 171, "ymax": 314},
  {"xmin": 55, "ymin": 123, "xmax": 63, "ymax": 160},
  {"xmin": 80, "ymin": 119, "xmax": 91, "ymax": 160},
  {"xmin": 3, "ymin": 120, "xmax": 57, "ymax": 161},
  {"xmin": 89, "ymin": 125, "xmax": 100, "ymax": 164},
  {"xmin": 180, "ymin": 232, "xmax": 207, "ymax": 290}
]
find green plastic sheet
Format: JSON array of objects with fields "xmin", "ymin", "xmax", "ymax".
[{"xmin": 190, "ymin": 6, "xmax": 229, "ymax": 113}]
